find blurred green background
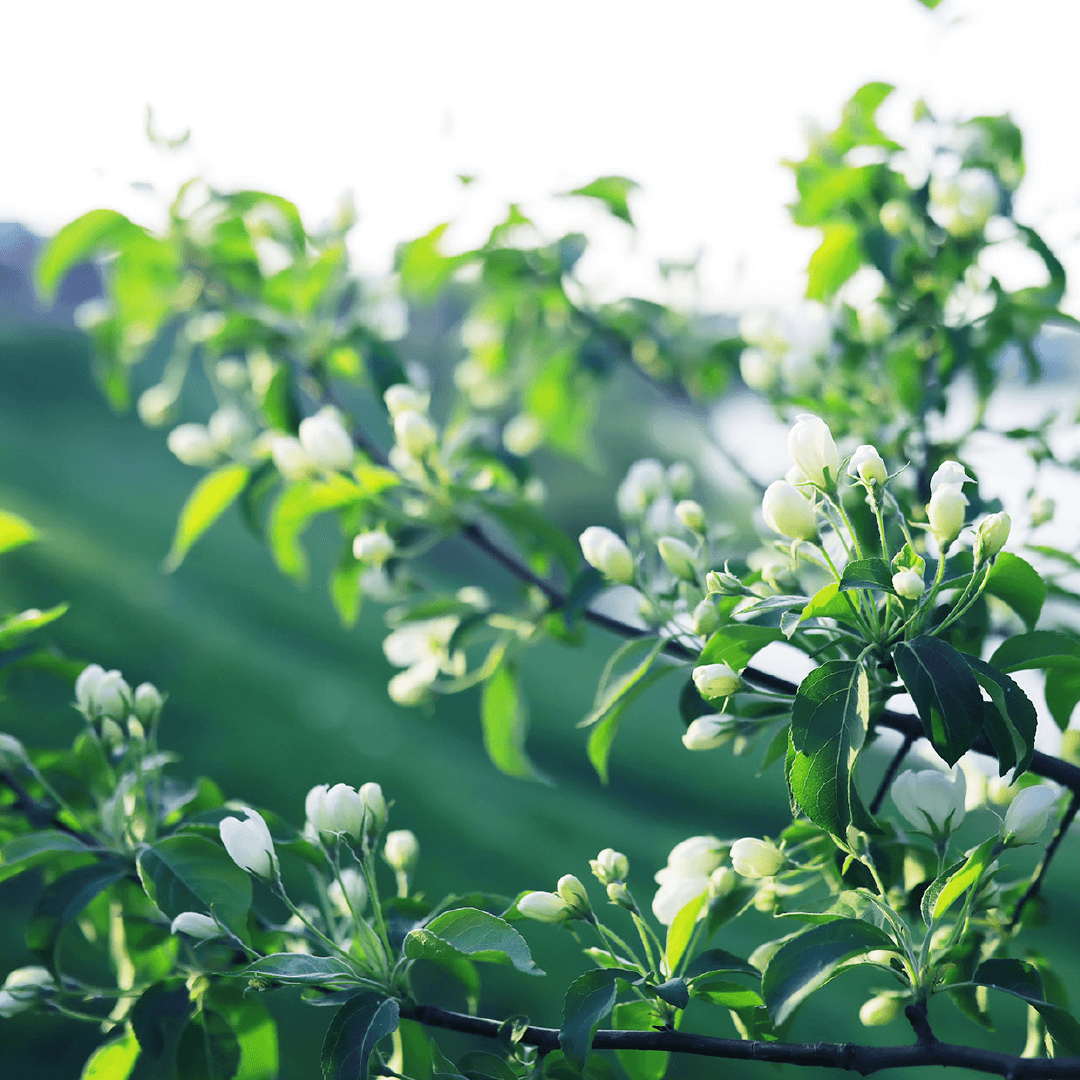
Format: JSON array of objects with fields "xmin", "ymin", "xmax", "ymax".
[{"xmin": 0, "ymin": 288, "xmax": 1076, "ymax": 1077}]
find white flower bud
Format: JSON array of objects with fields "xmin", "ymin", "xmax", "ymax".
[
  {"xmin": 730, "ymin": 838, "xmax": 785, "ymax": 879},
  {"xmin": 0, "ymin": 734, "xmax": 26, "ymax": 770},
  {"xmin": 664, "ymin": 836, "xmax": 724, "ymax": 876},
  {"xmin": 1030, "ymin": 495, "xmax": 1055, "ymax": 527},
  {"xmin": 860, "ymin": 994, "xmax": 902, "ymax": 1027},
  {"xmin": 137, "ymin": 385, "xmax": 175, "ymax": 428},
  {"xmin": 307, "ymin": 784, "xmax": 370, "ymax": 840},
  {"xmin": 170, "ymin": 912, "xmax": 222, "ymax": 940},
  {"xmin": 167, "ymin": 423, "xmax": 219, "ymax": 467},
  {"xmin": 456, "ymin": 586, "xmax": 490, "ymax": 611},
  {"xmin": 394, "ymin": 410, "xmax": 437, "ymax": 458},
  {"xmin": 692, "ymin": 663, "xmax": 741, "ymax": 701},
  {"xmin": 651, "ymin": 876, "xmax": 709, "ymax": 926},
  {"xmin": 557, "ymin": 874, "xmax": 591, "ymax": 913},
  {"xmin": 761, "ymin": 481, "xmax": 817, "ymax": 541},
  {"xmin": 269, "ymin": 434, "xmax": 314, "ymax": 481},
  {"xmin": 384, "ymin": 384, "xmax": 430, "ymax": 418},
  {"xmin": 691, "ymin": 598, "xmax": 722, "ymax": 637},
  {"xmin": 847, "ymin": 445, "xmax": 888, "ymax": 486},
  {"xmin": 579, "ymin": 526, "xmax": 634, "ymax": 584},
  {"xmin": 502, "ymin": 414, "xmax": 544, "ymax": 457},
  {"xmin": 788, "ymin": 414, "xmax": 839, "ymax": 488},
  {"xmin": 891, "ymin": 769, "xmax": 967, "ymax": 836},
  {"xmin": 359, "ymin": 782, "xmax": 388, "ymax": 832},
  {"xmin": 328, "ymin": 867, "xmax": 369, "ymax": 916},
  {"xmin": 657, "ymin": 536, "xmax": 697, "ymax": 582},
  {"xmin": 682, "ymin": 714, "xmax": 734, "ymax": 751},
  {"xmin": 517, "ymin": 891, "xmax": 574, "ymax": 922},
  {"xmin": 75, "ymin": 664, "xmax": 132, "ymax": 721},
  {"xmin": 352, "ymin": 531, "xmax": 395, "ymax": 565},
  {"xmin": 606, "ymin": 882, "xmax": 633, "ymax": 908},
  {"xmin": 1003, "ymin": 785, "xmax": 1059, "ymax": 843},
  {"xmin": 384, "ymin": 830, "xmax": 419, "ymax": 873},
  {"xmin": 675, "ymin": 500, "xmax": 705, "ymax": 533},
  {"xmin": 208, "ymin": 407, "xmax": 252, "ymax": 452},
  {"xmin": 739, "ymin": 348, "xmax": 778, "ymax": 392},
  {"xmin": 299, "ymin": 408, "xmax": 355, "ymax": 472},
  {"xmin": 930, "ymin": 461, "xmax": 974, "ymax": 493},
  {"xmin": 616, "ymin": 459, "xmax": 666, "ymax": 519},
  {"xmin": 219, "ymin": 808, "xmax": 278, "ymax": 879},
  {"xmin": 892, "ymin": 569, "xmax": 926, "ymax": 600},
  {"xmin": 590, "ymin": 848, "xmax": 629, "ymax": 885},
  {"xmin": 0, "ymin": 967, "xmax": 54, "ymax": 1017},
  {"xmin": 133, "ymin": 683, "xmax": 164, "ymax": 725},
  {"xmin": 708, "ymin": 866, "xmax": 737, "ymax": 901},
  {"xmin": 215, "ymin": 359, "xmax": 248, "ymax": 390},
  {"xmin": 974, "ymin": 512, "xmax": 1011, "ymax": 564},
  {"xmin": 667, "ymin": 463, "xmax": 694, "ymax": 499},
  {"xmin": 927, "ymin": 484, "xmax": 968, "ymax": 548}
]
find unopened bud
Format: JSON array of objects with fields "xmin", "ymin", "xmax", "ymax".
[
  {"xmin": 788, "ymin": 415, "xmax": 839, "ymax": 488},
  {"xmin": 974, "ymin": 512, "xmax": 1011, "ymax": 564},
  {"xmin": 299, "ymin": 408, "xmax": 355, "ymax": 472},
  {"xmin": 394, "ymin": 410, "xmax": 437, "ymax": 458},
  {"xmin": 892, "ymin": 569, "xmax": 925, "ymax": 600},
  {"xmin": 705, "ymin": 568, "xmax": 747, "ymax": 596},
  {"xmin": 517, "ymin": 891, "xmax": 574, "ymax": 923},
  {"xmin": 171, "ymin": 912, "xmax": 223, "ymax": 940},
  {"xmin": 502, "ymin": 414, "xmax": 544, "ymax": 457},
  {"xmin": 761, "ymin": 481, "xmax": 817, "ymax": 541},
  {"xmin": 133, "ymin": 683, "xmax": 164, "ymax": 725},
  {"xmin": 590, "ymin": 848, "xmax": 629, "ymax": 885},
  {"xmin": 730, "ymin": 838, "xmax": 785, "ymax": 879},
  {"xmin": 579, "ymin": 527, "xmax": 634, "ymax": 585},
  {"xmin": 860, "ymin": 994, "xmax": 902, "ymax": 1027},
  {"xmin": 657, "ymin": 537, "xmax": 697, "ymax": 582},
  {"xmin": 691, "ymin": 598, "xmax": 722, "ymax": 636},
  {"xmin": 675, "ymin": 500, "xmax": 705, "ymax": 533},
  {"xmin": 927, "ymin": 484, "xmax": 968, "ymax": 548},
  {"xmin": 557, "ymin": 874, "xmax": 591, "ymax": 914},
  {"xmin": 384, "ymin": 830, "xmax": 419, "ymax": 874},
  {"xmin": 606, "ymin": 882, "xmax": 633, "ymax": 909},
  {"xmin": 847, "ymin": 445, "xmax": 888, "ymax": 486},
  {"xmin": 1002, "ymin": 785, "xmax": 1059, "ymax": 844},
  {"xmin": 384, "ymin": 384, "xmax": 430, "ymax": 418},
  {"xmin": 682, "ymin": 714, "xmax": 734, "ymax": 751},
  {"xmin": 353, "ymin": 530, "xmax": 395, "ymax": 565},
  {"xmin": 0, "ymin": 734, "xmax": 27, "ymax": 770},
  {"xmin": 692, "ymin": 663, "xmax": 741, "ymax": 701}
]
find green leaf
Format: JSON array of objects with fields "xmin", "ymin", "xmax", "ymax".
[
  {"xmin": 838, "ymin": 558, "xmax": 896, "ymax": 593},
  {"xmin": 581, "ymin": 637, "xmax": 666, "ymax": 729},
  {"xmin": 28, "ymin": 860, "xmax": 127, "ymax": 958},
  {"xmin": 81, "ymin": 1028, "xmax": 140, "ymax": 1080},
  {"xmin": 761, "ymin": 918, "xmax": 895, "ymax": 1026},
  {"xmin": 1045, "ymin": 667, "xmax": 1080, "ymax": 732},
  {"xmin": 975, "ymin": 960, "xmax": 1080, "ymax": 1055},
  {"xmin": 806, "ymin": 221, "xmax": 861, "ymax": 301},
  {"xmin": 964, "ymin": 656, "xmax": 1037, "ymax": 775},
  {"xmin": 560, "ymin": 968, "xmax": 638, "ymax": 1068},
  {"xmin": 0, "ymin": 509, "xmax": 36, "ymax": 555},
  {"xmin": 665, "ymin": 892, "xmax": 707, "ymax": 975},
  {"xmin": 684, "ymin": 949, "xmax": 759, "ymax": 979},
  {"xmin": 176, "ymin": 1010, "xmax": 241, "ymax": 1080},
  {"xmin": 787, "ymin": 660, "xmax": 869, "ymax": 837},
  {"xmin": 0, "ymin": 829, "xmax": 94, "ymax": 884},
  {"xmin": 687, "ymin": 976, "xmax": 763, "ymax": 1008},
  {"xmin": 650, "ymin": 979, "xmax": 689, "ymax": 1010},
  {"xmin": 321, "ymin": 993, "xmax": 399, "ymax": 1080},
  {"xmin": 166, "ymin": 465, "xmax": 252, "ymax": 572},
  {"xmin": 36, "ymin": 208, "xmax": 139, "ymax": 299},
  {"xmin": 611, "ymin": 1002, "xmax": 668, "ymax": 1080},
  {"xmin": 921, "ymin": 838, "xmax": 997, "ymax": 924},
  {"xmin": 984, "ymin": 552, "xmax": 1045, "ymax": 630},
  {"xmin": 0, "ymin": 602, "xmax": 69, "ymax": 649},
  {"xmin": 698, "ymin": 626, "xmax": 783, "ymax": 670},
  {"xmin": 131, "ymin": 980, "xmax": 195, "ymax": 1074},
  {"xmin": 138, "ymin": 834, "xmax": 253, "ymax": 934},
  {"xmin": 330, "ymin": 555, "xmax": 364, "ymax": 629},
  {"xmin": 403, "ymin": 908, "xmax": 543, "ymax": 975},
  {"xmin": 567, "ymin": 177, "xmax": 640, "ymax": 226},
  {"xmin": 241, "ymin": 954, "xmax": 361, "ymax": 985},
  {"xmin": 990, "ymin": 630, "xmax": 1080, "ymax": 674},
  {"xmin": 586, "ymin": 665, "xmax": 671, "ymax": 784},
  {"xmin": 481, "ymin": 663, "xmax": 548, "ymax": 783},
  {"xmin": 210, "ymin": 988, "xmax": 278, "ymax": 1080},
  {"xmin": 484, "ymin": 501, "xmax": 579, "ymax": 578},
  {"xmin": 894, "ymin": 636, "xmax": 984, "ymax": 765},
  {"xmin": 267, "ymin": 476, "xmax": 362, "ymax": 582}
]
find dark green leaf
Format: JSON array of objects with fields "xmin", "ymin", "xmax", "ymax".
[
  {"xmin": 176, "ymin": 1011, "xmax": 241, "ymax": 1080},
  {"xmin": 403, "ymin": 908, "xmax": 543, "ymax": 975},
  {"xmin": 964, "ymin": 656, "xmax": 1037, "ymax": 775},
  {"xmin": 137, "ymin": 834, "xmax": 252, "ymax": 934},
  {"xmin": 699, "ymin": 626, "xmax": 783, "ymax": 670},
  {"xmin": 321, "ymin": 993, "xmax": 399, "ymax": 1080},
  {"xmin": 787, "ymin": 660, "xmax": 869, "ymax": 836},
  {"xmin": 975, "ymin": 959, "xmax": 1080, "ymax": 1055},
  {"xmin": 166, "ymin": 465, "xmax": 252, "ymax": 572},
  {"xmin": 762, "ymin": 918, "xmax": 895, "ymax": 1025},
  {"xmin": 990, "ymin": 630, "xmax": 1080, "ymax": 674},
  {"xmin": 984, "ymin": 552, "xmax": 1045, "ymax": 630},
  {"xmin": 894, "ymin": 636, "xmax": 984, "ymax": 765},
  {"xmin": 838, "ymin": 558, "xmax": 895, "ymax": 593},
  {"xmin": 560, "ymin": 968, "xmax": 638, "ymax": 1068},
  {"xmin": 685, "ymin": 949, "xmax": 759, "ymax": 979},
  {"xmin": 650, "ymin": 979, "xmax": 689, "ymax": 1010},
  {"xmin": 0, "ymin": 830, "xmax": 94, "ymax": 884},
  {"xmin": 1045, "ymin": 667, "xmax": 1080, "ymax": 732},
  {"xmin": 481, "ymin": 664, "xmax": 548, "ymax": 783},
  {"xmin": 28, "ymin": 860, "xmax": 127, "ymax": 958},
  {"xmin": 131, "ymin": 980, "xmax": 195, "ymax": 1076}
]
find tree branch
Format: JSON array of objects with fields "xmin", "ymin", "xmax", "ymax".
[
  {"xmin": 402, "ymin": 1002, "xmax": 1080, "ymax": 1078},
  {"xmin": 1008, "ymin": 791, "xmax": 1080, "ymax": 931}
]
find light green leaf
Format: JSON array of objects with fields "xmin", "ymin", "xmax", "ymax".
[
  {"xmin": 567, "ymin": 176, "xmax": 640, "ymax": 226},
  {"xmin": 611, "ymin": 1002, "xmax": 668, "ymax": 1080},
  {"xmin": 36, "ymin": 208, "xmax": 138, "ymax": 299},
  {"xmin": 81, "ymin": 1028, "xmax": 140, "ymax": 1080},
  {"xmin": 481, "ymin": 663, "xmax": 549, "ymax": 783},
  {"xmin": 665, "ymin": 892, "xmax": 706, "ymax": 976},
  {"xmin": 330, "ymin": 556, "xmax": 364, "ymax": 628},
  {"xmin": 166, "ymin": 465, "xmax": 251, "ymax": 572},
  {"xmin": 580, "ymin": 638, "xmax": 666, "ymax": 729},
  {"xmin": 838, "ymin": 558, "xmax": 896, "ymax": 593},
  {"xmin": 403, "ymin": 908, "xmax": 543, "ymax": 975},
  {"xmin": 0, "ymin": 603, "xmax": 69, "ymax": 649},
  {"xmin": 762, "ymin": 918, "xmax": 896, "ymax": 1026},
  {"xmin": 921, "ymin": 838, "xmax": 997, "ymax": 925},
  {"xmin": 894, "ymin": 636, "xmax": 984, "ymax": 765},
  {"xmin": 698, "ymin": 625, "xmax": 783, "ymax": 670},
  {"xmin": 0, "ymin": 830, "xmax": 94, "ymax": 884},
  {"xmin": 0, "ymin": 510, "xmax": 36, "ymax": 555},
  {"xmin": 806, "ymin": 221, "xmax": 861, "ymax": 301},
  {"xmin": 267, "ymin": 475, "xmax": 362, "ymax": 582},
  {"xmin": 984, "ymin": 552, "xmax": 1045, "ymax": 630}
]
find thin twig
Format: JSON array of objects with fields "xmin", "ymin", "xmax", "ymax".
[
  {"xmin": 870, "ymin": 731, "xmax": 916, "ymax": 814},
  {"xmin": 1008, "ymin": 791, "xmax": 1080, "ymax": 931},
  {"xmin": 0, "ymin": 772, "xmax": 98, "ymax": 846},
  {"xmin": 402, "ymin": 1002, "xmax": 1080, "ymax": 1078}
]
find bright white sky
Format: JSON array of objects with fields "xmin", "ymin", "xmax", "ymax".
[{"xmin": 4, "ymin": 0, "xmax": 1079, "ymax": 312}]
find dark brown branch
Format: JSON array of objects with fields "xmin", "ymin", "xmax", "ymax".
[
  {"xmin": 869, "ymin": 730, "xmax": 916, "ymax": 814},
  {"xmin": 1008, "ymin": 791, "xmax": 1080, "ymax": 931},
  {"xmin": 403, "ymin": 1002, "xmax": 1080, "ymax": 1078}
]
